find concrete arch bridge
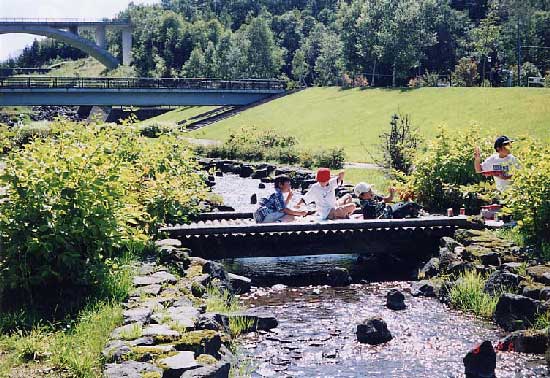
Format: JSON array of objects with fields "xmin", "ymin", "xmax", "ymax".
[{"xmin": 0, "ymin": 18, "xmax": 132, "ymax": 69}]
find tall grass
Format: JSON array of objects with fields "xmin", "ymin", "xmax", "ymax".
[{"xmin": 449, "ymin": 270, "xmax": 500, "ymax": 318}]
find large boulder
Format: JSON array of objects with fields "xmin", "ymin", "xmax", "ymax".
[
  {"xmin": 493, "ymin": 294, "xmax": 543, "ymax": 331},
  {"xmin": 498, "ymin": 330, "xmax": 548, "ymax": 354},
  {"xmin": 356, "ymin": 317, "xmax": 392, "ymax": 345},
  {"xmin": 203, "ymin": 261, "xmax": 232, "ymax": 291},
  {"xmin": 411, "ymin": 280, "xmax": 438, "ymax": 298},
  {"xmin": 175, "ymin": 330, "xmax": 222, "ymax": 357},
  {"xmin": 239, "ymin": 164, "xmax": 255, "ymax": 178},
  {"xmin": 419, "ymin": 258, "xmax": 440, "ymax": 279},
  {"xmin": 484, "ymin": 271, "xmax": 522, "ymax": 295},
  {"xmin": 440, "ymin": 236, "xmax": 461, "ymax": 252},
  {"xmin": 438, "ymin": 247, "xmax": 461, "ymax": 272},
  {"xmin": 463, "ymin": 341, "xmax": 496, "ymax": 378},
  {"xmin": 386, "ymin": 289, "xmax": 406, "ymax": 311},
  {"xmin": 180, "ymin": 360, "xmax": 230, "ymax": 378},
  {"xmin": 325, "ymin": 267, "xmax": 352, "ymax": 287}
]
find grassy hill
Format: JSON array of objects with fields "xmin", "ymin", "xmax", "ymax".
[{"xmin": 191, "ymin": 87, "xmax": 550, "ymax": 162}]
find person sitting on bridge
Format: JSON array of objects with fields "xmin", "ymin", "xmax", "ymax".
[
  {"xmin": 299, "ymin": 168, "xmax": 356, "ymax": 220},
  {"xmin": 474, "ymin": 136, "xmax": 520, "ymax": 192},
  {"xmin": 354, "ymin": 182, "xmax": 395, "ymax": 219},
  {"xmin": 254, "ymin": 175, "xmax": 308, "ymax": 223}
]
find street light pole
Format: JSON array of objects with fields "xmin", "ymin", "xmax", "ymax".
[{"xmin": 517, "ymin": 17, "xmax": 521, "ymax": 86}]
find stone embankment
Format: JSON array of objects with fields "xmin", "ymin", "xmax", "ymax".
[
  {"xmin": 414, "ymin": 228, "xmax": 550, "ymax": 357},
  {"xmin": 102, "ymin": 239, "xmax": 277, "ymax": 378}
]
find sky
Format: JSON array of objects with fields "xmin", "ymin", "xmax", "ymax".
[{"xmin": 0, "ymin": 0, "xmax": 160, "ymax": 62}]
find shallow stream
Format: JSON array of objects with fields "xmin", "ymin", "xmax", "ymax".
[{"xmin": 213, "ymin": 173, "xmax": 548, "ymax": 377}]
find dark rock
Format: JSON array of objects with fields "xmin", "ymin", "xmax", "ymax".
[
  {"xmin": 484, "ymin": 271, "xmax": 521, "ymax": 295},
  {"xmin": 228, "ymin": 273, "xmax": 252, "ymax": 294},
  {"xmin": 463, "ymin": 341, "xmax": 496, "ymax": 378},
  {"xmin": 159, "ymin": 247, "xmax": 191, "ymax": 272},
  {"xmin": 411, "ymin": 280, "xmax": 437, "ymax": 297},
  {"xmin": 103, "ymin": 361, "xmax": 162, "ymax": 378},
  {"xmin": 419, "ymin": 258, "xmax": 439, "ymax": 279},
  {"xmin": 250, "ymin": 194, "xmax": 257, "ymax": 205},
  {"xmin": 386, "ymin": 289, "xmax": 406, "ymax": 310},
  {"xmin": 240, "ymin": 165, "xmax": 255, "ymax": 178},
  {"xmin": 216, "ymin": 205, "xmax": 235, "ymax": 212},
  {"xmin": 123, "ymin": 307, "xmax": 152, "ymax": 325},
  {"xmin": 527, "ymin": 265, "xmax": 550, "ymax": 285},
  {"xmin": 175, "ymin": 330, "xmax": 222, "ymax": 357},
  {"xmin": 325, "ymin": 267, "xmax": 352, "ymax": 287},
  {"xmin": 498, "ymin": 330, "xmax": 548, "ymax": 354},
  {"xmin": 522, "ymin": 285, "xmax": 542, "ymax": 300},
  {"xmin": 203, "ymin": 261, "xmax": 230, "ymax": 285},
  {"xmin": 447, "ymin": 261, "xmax": 475, "ymax": 276},
  {"xmin": 180, "ymin": 360, "xmax": 230, "ymax": 378},
  {"xmin": 158, "ymin": 351, "xmax": 199, "ymax": 378},
  {"xmin": 437, "ymin": 280, "xmax": 455, "ymax": 304},
  {"xmin": 356, "ymin": 317, "xmax": 393, "ymax": 345},
  {"xmin": 438, "ymin": 247, "xmax": 461, "ymax": 272},
  {"xmin": 191, "ymin": 281, "xmax": 207, "ymax": 297},
  {"xmin": 501, "ymin": 262, "xmax": 524, "ymax": 274},
  {"xmin": 479, "ymin": 252, "xmax": 501, "ymax": 266},
  {"xmin": 102, "ymin": 340, "xmax": 131, "ymax": 363},
  {"xmin": 540, "ymin": 287, "xmax": 550, "ymax": 301},
  {"xmin": 215, "ymin": 171, "xmax": 223, "ymax": 177},
  {"xmin": 196, "ymin": 313, "xmax": 227, "ymax": 332},
  {"xmin": 494, "ymin": 294, "xmax": 543, "ymax": 331},
  {"xmin": 440, "ymin": 236, "xmax": 461, "ymax": 252},
  {"xmin": 251, "ymin": 168, "xmax": 268, "ymax": 179},
  {"xmin": 258, "ymin": 183, "xmax": 266, "ymax": 189},
  {"xmin": 260, "ymin": 177, "xmax": 274, "ymax": 184}
]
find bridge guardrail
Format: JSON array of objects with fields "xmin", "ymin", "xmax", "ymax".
[{"xmin": 0, "ymin": 76, "xmax": 285, "ymax": 91}]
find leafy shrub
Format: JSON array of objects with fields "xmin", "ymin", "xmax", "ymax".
[
  {"xmin": 422, "ymin": 71, "xmax": 440, "ymax": 87},
  {"xmin": 353, "ymin": 74, "xmax": 369, "ymax": 88},
  {"xmin": 201, "ymin": 127, "xmax": 345, "ymax": 169},
  {"xmin": 375, "ymin": 113, "xmax": 422, "ymax": 176},
  {"xmin": 452, "ymin": 57, "xmax": 479, "ymax": 87},
  {"xmin": 503, "ymin": 138, "xmax": 550, "ymax": 248},
  {"xmin": 406, "ymin": 126, "xmax": 494, "ymax": 212},
  {"xmin": 408, "ymin": 77, "xmax": 422, "ymax": 88},
  {"xmin": 11, "ymin": 124, "xmax": 52, "ymax": 147},
  {"xmin": 0, "ymin": 124, "xmax": 14, "ymax": 153},
  {"xmin": 139, "ymin": 123, "xmax": 162, "ymax": 138},
  {"xmin": 313, "ymin": 147, "xmax": 346, "ymax": 169},
  {"xmin": 341, "ymin": 73, "xmax": 353, "ymax": 89},
  {"xmin": 0, "ymin": 121, "xmax": 207, "ymax": 306}
]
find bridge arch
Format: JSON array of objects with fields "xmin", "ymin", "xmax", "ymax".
[{"xmin": 0, "ymin": 25, "xmax": 119, "ymax": 69}]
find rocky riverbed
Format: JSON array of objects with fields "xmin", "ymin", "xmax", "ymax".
[{"xmin": 210, "ymin": 172, "xmax": 549, "ymax": 377}]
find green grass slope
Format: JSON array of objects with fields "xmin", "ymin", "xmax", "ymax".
[
  {"xmin": 139, "ymin": 106, "xmax": 218, "ymax": 127},
  {"xmin": 191, "ymin": 87, "xmax": 550, "ymax": 162}
]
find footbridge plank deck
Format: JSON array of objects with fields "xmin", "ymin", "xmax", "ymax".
[{"xmin": 161, "ymin": 215, "xmax": 472, "ymax": 237}]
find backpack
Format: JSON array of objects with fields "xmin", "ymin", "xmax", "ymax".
[{"xmin": 390, "ymin": 202, "xmax": 422, "ymax": 219}]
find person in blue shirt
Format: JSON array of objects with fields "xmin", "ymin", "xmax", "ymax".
[{"xmin": 254, "ymin": 175, "xmax": 308, "ymax": 223}]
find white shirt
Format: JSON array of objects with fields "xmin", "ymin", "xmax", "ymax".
[
  {"xmin": 303, "ymin": 177, "xmax": 340, "ymax": 220},
  {"xmin": 481, "ymin": 153, "xmax": 520, "ymax": 192}
]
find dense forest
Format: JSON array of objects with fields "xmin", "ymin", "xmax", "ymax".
[{"xmin": 3, "ymin": 0, "xmax": 550, "ymax": 86}]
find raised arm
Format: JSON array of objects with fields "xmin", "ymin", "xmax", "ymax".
[{"xmin": 474, "ymin": 146, "xmax": 482, "ymax": 173}]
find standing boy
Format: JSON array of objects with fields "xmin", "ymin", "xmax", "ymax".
[
  {"xmin": 300, "ymin": 168, "xmax": 356, "ymax": 220},
  {"xmin": 254, "ymin": 175, "xmax": 307, "ymax": 223},
  {"xmin": 474, "ymin": 136, "xmax": 520, "ymax": 192}
]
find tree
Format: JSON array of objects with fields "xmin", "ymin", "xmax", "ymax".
[
  {"xmin": 470, "ymin": 12, "xmax": 501, "ymax": 84},
  {"xmin": 314, "ymin": 31, "xmax": 344, "ymax": 86},
  {"xmin": 292, "ymin": 49, "xmax": 308, "ymax": 86},
  {"xmin": 182, "ymin": 47, "xmax": 207, "ymax": 77},
  {"xmin": 452, "ymin": 57, "xmax": 479, "ymax": 86},
  {"xmin": 244, "ymin": 17, "xmax": 283, "ymax": 78}
]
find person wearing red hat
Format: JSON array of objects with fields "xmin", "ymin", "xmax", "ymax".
[{"xmin": 300, "ymin": 168, "xmax": 356, "ymax": 220}]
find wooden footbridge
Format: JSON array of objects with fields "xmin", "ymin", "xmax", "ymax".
[{"xmin": 160, "ymin": 214, "xmax": 476, "ymax": 260}]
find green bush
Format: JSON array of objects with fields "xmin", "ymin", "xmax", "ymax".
[
  {"xmin": 545, "ymin": 72, "xmax": 550, "ymax": 88},
  {"xmin": 406, "ymin": 126, "xmax": 495, "ymax": 212},
  {"xmin": 202, "ymin": 127, "xmax": 345, "ymax": 169},
  {"xmin": 511, "ymin": 62, "xmax": 541, "ymax": 86},
  {"xmin": 11, "ymin": 124, "xmax": 52, "ymax": 147},
  {"xmin": 0, "ymin": 124, "xmax": 14, "ymax": 153},
  {"xmin": 503, "ymin": 138, "xmax": 550, "ymax": 248},
  {"xmin": 452, "ymin": 58, "xmax": 479, "ymax": 87},
  {"xmin": 0, "ymin": 121, "xmax": 207, "ymax": 306},
  {"xmin": 313, "ymin": 147, "xmax": 346, "ymax": 169}
]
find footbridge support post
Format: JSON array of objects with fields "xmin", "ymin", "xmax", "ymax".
[{"xmin": 95, "ymin": 25, "xmax": 107, "ymax": 49}]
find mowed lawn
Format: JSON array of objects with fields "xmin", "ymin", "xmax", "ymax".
[{"xmin": 191, "ymin": 87, "xmax": 550, "ymax": 162}]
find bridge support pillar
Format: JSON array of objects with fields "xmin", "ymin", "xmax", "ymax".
[
  {"xmin": 122, "ymin": 28, "xmax": 132, "ymax": 66},
  {"xmin": 95, "ymin": 25, "xmax": 107, "ymax": 49},
  {"xmin": 68, "ymin": 25, "xmax": 78, "ymax": 35}
]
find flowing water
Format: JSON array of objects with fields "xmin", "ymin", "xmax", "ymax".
[{"xmin": 213, "ymin": 173, "xmax": 548, "ymax": 377}]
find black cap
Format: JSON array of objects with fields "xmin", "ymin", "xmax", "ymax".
[{"xmin": 494, "ymin": 136, "xmax": 513, "ymax": 151}]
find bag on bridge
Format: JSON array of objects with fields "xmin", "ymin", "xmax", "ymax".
[{"xmin": 389, "ymin": 201, "xmax": 422, "ymax": 219}]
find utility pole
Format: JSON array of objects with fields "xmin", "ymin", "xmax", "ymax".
[{"xmin": 517, "ymin": 18, "xmax": 521, "ymax": 86}]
